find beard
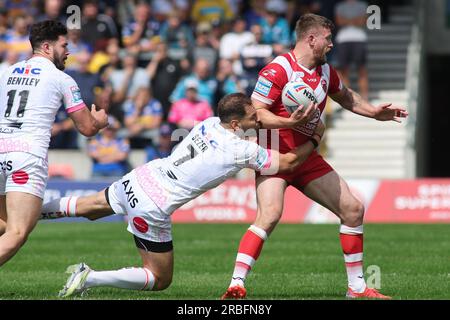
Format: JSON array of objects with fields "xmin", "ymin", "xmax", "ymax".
[
  {"xmin": 53, "ymin": 51, "xmax": 66, "ymax": 70},
  {"xmin": 313, "ymin": 47, "xmax": 328, "ymax": 66}
]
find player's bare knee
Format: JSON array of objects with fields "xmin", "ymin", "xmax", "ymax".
[
  {"xmin": 257, "ymin": 205, "xmax": 282, "ymax": 228},
  {"xmin": 343, "ymin": 200, "xmax": 365, "ymax": 226},
  {"xmin": 6, "ymin": 229, "xmax": 29, "ymax": 247}
]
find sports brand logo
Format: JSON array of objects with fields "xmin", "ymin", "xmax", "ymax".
[
  {"xmin": 262, "ymin": 69, "xmax": 277, "ymax": 77},
  {"xmin": 254, "ymin": 77, "xmax": 273, "ymax": 97}
]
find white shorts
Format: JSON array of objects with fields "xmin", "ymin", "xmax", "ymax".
[
  {"xmin": 0, "ymin": 152, "xmax": 48, "ymax": 199},
  {"xmin": 107, "ymin": 170, "xmax": 172, "ymax": 243}
]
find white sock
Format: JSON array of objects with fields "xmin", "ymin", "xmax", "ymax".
[
  {"xmin": 41, "ymin": 196, "xmax": 78, "ymax": 219},
  {"xmin": 85, "ymin": 267, "xmax": 155, "ymax": 291}
]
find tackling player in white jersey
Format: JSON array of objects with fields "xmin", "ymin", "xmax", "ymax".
[
  {"xmin": 40, "ymin": 93, "xmax": 323, "ymax": 297},
  {"xmin": 0, "ymin": 20, "xmax": 108, "ymax": 267}
]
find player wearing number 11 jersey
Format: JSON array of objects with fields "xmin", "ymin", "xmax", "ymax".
[{"xmin": 0, "ymin": 20, "xmax": 108, "ymax": 267}]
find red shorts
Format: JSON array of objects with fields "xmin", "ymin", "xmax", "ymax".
[{"xmin": 257, "ymin": 150, "xmax": 334, "ymax": 189}]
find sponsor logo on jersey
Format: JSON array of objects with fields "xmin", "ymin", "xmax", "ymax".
[
  {"xmin": 12, "ymin": 65, "xmax": 41, "ymax": 75},
  {"xmin": 70, "ymin": 86, "xmax": 82, "ymax": 104},
  {"xmin": 0, "ymin": 160, "xmax": 12, "ymax": 171},
  {"xmin": 122, "ymin": 179, "xmax": 139, "ymax": 208},
  {"xmin": 200, "ymin": 125, "xmax": 219, "ymax": 148},
  {"xmin": 254, "ymin": 77, "xmax": 272, "ymax": 97}
]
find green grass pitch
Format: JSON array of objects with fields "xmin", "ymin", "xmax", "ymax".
[{"xmin": 0, "ymin": 222, "xmax": 449, "ymax": 300}]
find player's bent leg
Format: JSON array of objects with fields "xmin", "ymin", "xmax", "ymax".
[
  {"xmin": 59, "ymin": 236, "xmax": 174, "ymax": 297},
  {"xmin": 302, "ymin": 171, "xmax": 390, "ymax": 299},
  {"xmin": 41, "ymin": 189, "xmax": 115, "ymax": 221},
  {"xmin": 223, "ymin": 177, "xmax": 287, "ymax": 299},
  {"xmin": 0, "ymin": 192, "xmax": 42, "ymax": 266}
]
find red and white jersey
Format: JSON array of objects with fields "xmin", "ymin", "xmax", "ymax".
[
  {"xmin": 251, "ymin": 50, "xmax": 343, "ymax": 151},
  {"xmin": 0, "ymin": 56, "xmax": 86, "ymax": 158}
]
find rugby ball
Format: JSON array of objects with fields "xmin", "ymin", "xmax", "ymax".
[{"xmin": 281, "ymin": 81, "xmax": 318, "ymax": 114}]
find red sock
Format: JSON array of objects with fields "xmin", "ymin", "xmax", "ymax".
[
  {"xmin": 340, "ymin": 224, "xmax": 366, "ymax": 293},
  {"xmin": 230, "ymin": 225, "xmax": 267, "ymax": 287}
]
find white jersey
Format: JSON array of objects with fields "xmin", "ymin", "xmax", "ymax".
[
  {"xmin": 132, "ymin": 117, "xmax": 272, "ymax": 214},
  {"xmin": 0, "ymin": 56, "xmax": 86, "ymax": 158}
]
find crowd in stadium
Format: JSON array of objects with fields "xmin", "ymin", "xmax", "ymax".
[{"xmin": 0, "ymin": 0, "xmax": 397, "ymax": 178}]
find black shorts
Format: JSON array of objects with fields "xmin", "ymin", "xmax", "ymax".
[{"xmin": 336, "ymin": 42, "xmax": 367, "ymax": 68}]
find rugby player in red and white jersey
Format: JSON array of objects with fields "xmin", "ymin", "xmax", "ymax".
[
  {"xmin": 222, "ymin": 14, "xmax": 408, "ymax": 300},
  {"xmin": 0, "ymin": 21, "xmax": 108, "ymax": 267}
]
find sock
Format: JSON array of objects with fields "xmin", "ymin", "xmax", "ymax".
[
  {"xmin": 41, "ymin": 196, "xmax": 78, "ymax": 219},
  {"xmin": 85, "ymin": 267, "xmax": 155, "ymax": 291},
  {"xmin": 230, "ymin": 225, "xmax": 268, "ymax": 287},
  {"xmin": 340, "ymin": 224, "xmax": 366, "ymax": 293}
]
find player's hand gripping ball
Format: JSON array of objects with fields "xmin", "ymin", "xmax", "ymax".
[{"xmin": 282, "ymin": 81, "xmax": 318, "ymax": 114}]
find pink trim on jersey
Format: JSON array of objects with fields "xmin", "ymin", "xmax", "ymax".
[
  {"xmin": 134, "ymin": 164, "xmax": 168, "ymax": 208},
  {"xmin": 262, "ymin": 149, "xmax": 272, "ymax": 169},
  {"xmin": 66, "ymin": 102, "xmax": 86, "ymax": 114},
  {"xmin": 0, "ymin": 138, "xmax": 31, "ymax": 153}
]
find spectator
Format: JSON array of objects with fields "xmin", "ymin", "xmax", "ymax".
[
  {"xmin": 191, "ymin": 0, "xmax": 234, "ymax": 25},
  {"xmin": 66, "ymin": 51, "xmax": 104, "ymax": 108},
  {"xmin": 168, "ymin": 84, "xmax": 213, "ymax": 130},
  {"xmin": 121, "ymin": 1, "xmax": 161, "ymax": 55},
  {"xmin": 187, "ymin": 22, "xmax": 219, "ymax": 73},
  {"xmin": 88, "ymin": 116, "xmax": 130, "ymax": 178},
  {"xmin": 335, "ymin": 0, "xmax": 369, "ymax": 100},
  {"xmin": 260, "ymin": 2, "xmax": 291, "ymax": 47},
  {"xmin": 242, "ymin": 0, "xmax": 266, "ymax": 28},
  {"xmin": 214, "ymin": 58, "xmax": 240, "ymax": 111},
  {"xmin": 109, "ymin": 52, "xmax": 150, "ymax": 112},
  {"xmin": 152, "ymin": 0, "xmax": 190, "ymax": 22},
  {"xmin": 124, "ymin": 87, "xmax": 163, "ymax": 138},
  {"xmin": 146, "ymin": 42, "xmax": 185, "ymax": 119},
  {"xmin": 145, "ymin": 122, "xmax": 176, "ymax": 162},
  {"xmin": 239, "ymin": 24, "xmax": 274, "ymax": 95},
  {"xmin": 170, "ymin": 58, "xmax": 217, "ymax": 105},
  {"xmin": 159, "ymin": 10, "xmax": 194, "ymax": 59},
  {"xmin": 3, "ymin": 15, "xmax": 32, "ymax": 61},
  {"xmin": 36, "ymin": 0, "xmax": 65, "ymax": 23},
  {"xmin": 65, "ymin": 28, "xmax": 92, "ymax": 71},
  {"xmin": 0, "ymin": 51, "xmax": 19, "ymax": 77},
  {"xmin": 219, "ymin": 17, "xmax": 255, "ymax": 67},
  {"xmin": 97, "ymin": 40, "xmax": 121, "ymax": 83},
  {"xmin": 81, "ymin": 0, "xmax": 118, "ymax": 52}
]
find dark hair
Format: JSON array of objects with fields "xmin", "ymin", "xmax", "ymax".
[
  {"xmin": 29, "ymin": 20, "xmax": 67, "ymax": 52},
  {"xmin": 217, "ymin": 93, "xmax": 251, "ymax": 123},
  {"xmin": 295, "ymin": 14, "xmax": 334, "ymax": 41}
]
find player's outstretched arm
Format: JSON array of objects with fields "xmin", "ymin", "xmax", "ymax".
[
  {"xmin": 330, "ymin": 87, "xmax": 408, "ymax": 123},
  {"xmin": 267, "ymin": 120, "xmax": 325, "ymax": 174},
  {"xmin": 69, "ymin": 104, "xmax": 109, "ymax": 137},
  {"xmin": 254, "ymin": 99, "xmax": 318, "ymax": 129}
]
